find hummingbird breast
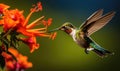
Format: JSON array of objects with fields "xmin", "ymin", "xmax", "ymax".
[{"xmin": 70, "ymin": 30, "xmax": 89, "ymax": 48}]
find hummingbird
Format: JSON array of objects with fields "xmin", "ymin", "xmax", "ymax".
[{"xmin": 50, "ymin": 9, "xmax": 115, "ymax": 57}]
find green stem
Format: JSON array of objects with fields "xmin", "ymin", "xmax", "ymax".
[{"xmin": 1, "ymin": 28, "xmax": 13, "ymax": 38}]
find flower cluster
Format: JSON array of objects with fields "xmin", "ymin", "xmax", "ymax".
[
  {"xmin": 2, "ymin": 48, "xmax": 32, "ymax": 71},
  {"xmin": 0, "ymin": 2, "xmax": 57, "ymax": 71}
]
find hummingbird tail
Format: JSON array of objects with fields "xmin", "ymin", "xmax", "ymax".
[
  {"xmin": 93, "ymin": 49, "xmax": 114, "ymax": 57},
  {"xmin": 90, "ymin": 43, "xmax": 114, "ymax": 57}
]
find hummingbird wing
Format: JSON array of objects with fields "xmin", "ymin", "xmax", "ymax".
[
  {"xmin": 79, "ymin": 9, "xmax": 103, "ymax": 29},
  {"xmin": 82, "ymin": 11, "xmax": 115, "ymax": 36}
]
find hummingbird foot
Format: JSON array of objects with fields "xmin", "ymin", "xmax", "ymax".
[
  {"xmin": 85, "ymin": 48, "xmax": 89, "ymax": 54},
  {"xmin": 85, "ymin": 48, "xmax": 94, "ymax": 54}
]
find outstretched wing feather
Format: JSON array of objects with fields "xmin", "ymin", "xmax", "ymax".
[
  {"xmin": 87, "ymin": 11, "xmax": 115, "ymax": 36},
  {"xmin": 79, "ymin": 9, "xmax": 103, "ymax": 29}
]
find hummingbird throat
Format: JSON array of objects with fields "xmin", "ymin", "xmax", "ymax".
[{"xmin": 65, "ymin": 28, "xmax": 72, "ymax": 34}]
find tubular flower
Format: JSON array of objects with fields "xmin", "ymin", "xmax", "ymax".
[
  {"xmin": 37, "ymin": 2, "xmax": 42, "ymax": 11},
  {"xmin": 0, "ymin": 3, "xmax": 57, "ymax": 39},
  {"xmin": 31, "ymin": 2, "xmax": 42, "ymax": 12},
  {"xmin": 20, "ymin": 36, "xmax": 39, "ymax": 53},
  {"xmin": 2, "ymin": 9, "xmax": 25, "ymax": 32},
  {"xmin": 0, "ymin": 2, "xmax": 57, "ymax": 70},
  {"xmin": 0, "ymin": 2, "xmax": 56, "ymax": 53},
  {"xmin": 0, "ymin": 3, "xmax": 9, "ymax": 14},
  {"xmin": 50, "ymin": 32, "xmax": 57, "ymax": 40},
  {"xmin": 16, "ymin": 2, "xmax": 45, "ymax": 37},
  {"xmin": 42, "ymin": 18, "xmax": 52, "ymax": 26},
  {"xmin": 0, "ymin": 3, "xmax": 10, "ymax": 25},
  {"xmin": 16, "ymin": 3, "xmax": 57, "ymax": 39},
  {"xmin": 2, "ymin": 48, "xmax": 32, "ymax": 71}
]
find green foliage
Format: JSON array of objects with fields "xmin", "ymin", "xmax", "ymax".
[
  {"xmin": 10, "ymin": 31, "xmax": 19, "ymax": 49},
  {"xmin": 0, "ymin": 30, "xmax": 19, "ymax": 69}
]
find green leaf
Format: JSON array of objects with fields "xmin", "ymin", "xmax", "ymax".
[
  {"xmin": 1, "ymin": 37, "xmax": 9, "ymax": 50},
  {"xmin": 10, "ymin": 33, "xmax": 19, "ymax": 49},
  {"xmin": 0, "ymin": 55, "xmax": 5, "ymax": 69},
  {"xmin": 11, "ymin": 39, "xmax": 19, "ymax": 49}
]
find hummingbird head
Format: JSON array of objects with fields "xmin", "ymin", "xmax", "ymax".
[
  {"xmin": 58, "ymin": 22, "xmax": 76, "ymax": 34},
  {"xmin": 49, "ymin": 22, "xmax": 76, "ymax": 35}
]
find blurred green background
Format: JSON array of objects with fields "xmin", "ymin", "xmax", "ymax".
[{"xmin": 0, "ymin": 0, "xmax": 120, "ymax": 71}]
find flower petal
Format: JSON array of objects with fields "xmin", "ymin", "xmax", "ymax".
[
  {"xmin": 50, "ymin": 32, "xmax": 57, "ymax": 40},
  {"xmin": 0, "ymin": 3, "xmax": 9, "ymax": 14},
  {"xmin": 27, "ymin": 16, "xmax": 44, "ymax": 29}
]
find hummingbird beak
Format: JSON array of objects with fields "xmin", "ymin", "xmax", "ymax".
[{"xmin": 48, "ymin": 27, "xmax": 61, "ymax": 33}]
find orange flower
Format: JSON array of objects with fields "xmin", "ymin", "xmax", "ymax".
[
  {"xmin": 0, "ymin": 2, "xmax": 57, "ymax": 53},
  {"xmin": 0, "ymin": 2, "xmax": 56, "ymax": 39},
  {"xmin": 16, "ymin": 2, "xmax": 56, "ymax": 39},
  {"xmin": 0, "ymin": 3, "xmax": 10, "ymax": 25},
  {"xmin": 19, "ymin": 31, "xmax": 56, "ymax": 53},
  {"xmin": 0, "ymin": 3, "xmax": 9, "ymax": 14},
  {"xmin": 50, "ymin": 32, "xmax": 57, "ymax": 40},
  {"xmin": 16, "ymin": 2, "xmax": 44, "ymax": 37},
  {"xmin": 0, "ymin": 19, "xmax": 4, "ymax": 25},
  {"xmin": 2, "ymin": 9, "xmax": 25, "ymax": 32},
  {"xmin": 2, "ymin": 48, "xmax": 32, "ymax": 71},
  {"xmin": 42, "ymin": 18, "xmax": 52, "ymax": 26},
  {"xmin": 20, "ymin": 36, "xmax": 39, "ymax": 53},
  {"xmin": 30, "ymin": 2, "xmax": 42, "ymax": 12},
  {"xmin": 37, "ymin": 2, "xmax": 42, "ymax": 11}
]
